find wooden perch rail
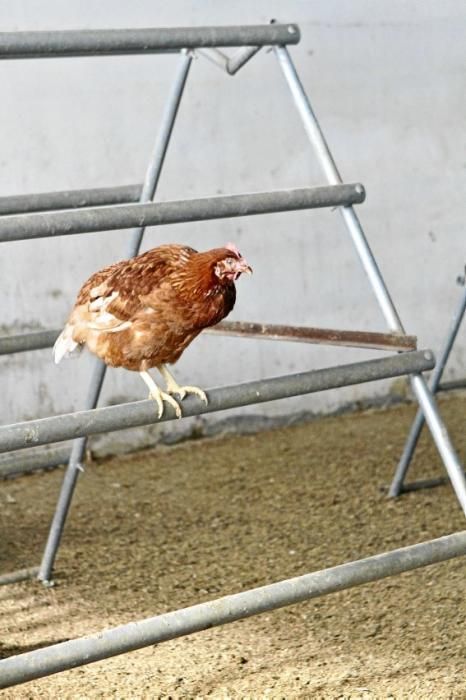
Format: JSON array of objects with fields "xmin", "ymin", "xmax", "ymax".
[{"xmin": 205, "ymin": 321, "xmax": 417, "ymax": 352}]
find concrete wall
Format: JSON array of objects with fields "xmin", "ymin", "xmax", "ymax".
[{"xmin": 1, "ymin": 2, "xmax": 465, "ymax": 447}]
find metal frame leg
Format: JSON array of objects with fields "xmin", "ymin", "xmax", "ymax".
[
  {"xmin": 37, "ymin": 51, "xmax": 193, "ymax": 583},
  {"xmin": 389, "ymin": 283, "xmax": 466, "ymax": 497},
  {"xmin": 275, "ymin": 45, "xmax": 466, "ymax": 516}
]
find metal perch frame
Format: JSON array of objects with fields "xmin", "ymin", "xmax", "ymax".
[
  {"xmin": 0, "ymin": 184, "xmax": 365, "ymax": 243},
  {"xmin": 389, "ymin": 277, "xmax": 466, "ymax": 497},
  {"xmin": 0, "ymin": 352, "xmax": 436, "ymax": 454},
  {"xmin": 0, "ymin": 24, "xmax": 300, "ymax": 59},
  {"xmin": 1, "ymin": 22, "xmax": 465, "ymax": 685},
  {"xmin": 0, "ymin": 531, "xmax": 464, "ymax": 687}
]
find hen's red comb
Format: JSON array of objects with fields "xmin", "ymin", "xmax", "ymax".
[{"xmin": 226, "ymin": 242, "xmax": 241, "ymax": 258}]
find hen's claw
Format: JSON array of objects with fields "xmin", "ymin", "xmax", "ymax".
[
  {"xmin": 148, "ymin": 389, "xmax": 182, "ymax": 419},
  {"xmin": 168, "ymin": 384, "xmax": 208, "ymax": 404},
  {"xmin": 158, "ymin": 364, "xmax": 208, "ymax": 406},
  {"xmin": 140, "ymin": 369, "xmax": 182, "ymax": 419}
]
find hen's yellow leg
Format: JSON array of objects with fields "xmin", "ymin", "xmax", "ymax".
[
  {"xmin": 158, "ymin": 364, "xmax": 208, "ymax": 407},
  {"xmin": 139, "ymin": 370, "xmax": 182, "ymax": 419}
]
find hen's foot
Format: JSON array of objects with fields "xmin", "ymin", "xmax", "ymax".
[
  {"xmin": 140, "ymin": 370, "xmax": 182, "ymax": 419},
  {"xmin": 148, "ymin": 388, "xmax": 182, "ymax": 420},
  {"xmin": 158, "ymin": 365, "xmax": 208, "ymax": 406}
]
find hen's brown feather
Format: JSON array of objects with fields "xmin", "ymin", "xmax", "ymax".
[{"xmin": 57, "ymin": 244, "xmax": 241, "ymax": 371}]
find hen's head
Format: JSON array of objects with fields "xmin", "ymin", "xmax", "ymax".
[{"xmin": 212, "ymin": 243, "xmax": 252, "ymax": 284}]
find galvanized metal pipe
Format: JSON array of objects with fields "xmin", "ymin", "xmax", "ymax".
[
  {"xmin": 0, "ymin": 184, "xmax": 142, "ymax": 216},
  {"xmin": 226, "ymin": 45, "xmax": 262, "ymax": 74},
  {"xmin": 0, "ymin": 351, "xmax": 434, "ymax": 455},
  {"xmin": 0, "ymin": 446, "xmax": 70, "ymax": 479},
  {"xmin": 0, "ymin": 567, "xmax": 39, "ymax": 586},
  {"xmin": 196, "ymin": 48, "xmax": 230, "ymax": 72},
  {"xmin": 0, "ymin": 184, "xmax": 365, "ymax": 243},
  {"xmin": 37, "ymin": 52, "xmax": 193, "ymax": 584},
  {"xmin": 197, "ymin": 46, "xmax": 262, "ymax": 75},
  {"xmin": 0, "ymin": 329, "xmax": 60, "ymax": 355},
  {"xmin": 438, "ymin": 377, "xmax": 466, "ymax": 392},
  {"xmin": 275, "ymin": 45, "xmax": 466, "ymax": 516},
  {"xmin": 1, "ymin": 530, "xmax": 464, "ymax": 688},
  {"xmin": 274, "ymin": 46, "xmax": 403, "ymax": 332},
  {"xmin": 389, "ymin": 285, "xmax": 466, "ymax": 498},
  {"xmin": 0, "ymin": 24, "xmax": 300, "ymax": 60}
]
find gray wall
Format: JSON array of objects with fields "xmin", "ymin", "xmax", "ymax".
[{"xmin": 1, "ymin": 2, "xmax": 465, "ymax": 445}]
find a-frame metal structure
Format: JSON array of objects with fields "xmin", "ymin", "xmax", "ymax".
[{"xmin": 0, "ymin": 24, "xmax": 463, "ymax": 594}]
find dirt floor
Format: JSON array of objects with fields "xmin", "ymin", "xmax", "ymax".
[{"xmin": 0, "ymin": 393, "xmax": 465, "ymax": 699}]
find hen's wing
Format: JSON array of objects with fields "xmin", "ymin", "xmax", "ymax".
[
  {"xmin": 78, "ymin": 244, "xmax": 197, "ymax": 322},
  {"xmin": 54, "ymin": 244, "xmax": 196, "ymax": 362}
]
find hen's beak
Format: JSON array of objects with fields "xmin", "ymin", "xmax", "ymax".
[{"xmin": 238, "ymin": 259, "xmax": 253, "ymax": 275}]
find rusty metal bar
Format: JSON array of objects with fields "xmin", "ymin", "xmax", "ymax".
[
  {"xmin": 0, "ymin": 321, "xmax": 416, "ymax": 357},
  {"xmin": 208, "ymin": 321, "xmax": 417, "ymax": 352}
]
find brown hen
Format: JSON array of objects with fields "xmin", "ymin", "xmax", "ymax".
[{"xmin": 53, "ymin": 243, "xmax": 252, "ymax": 418}]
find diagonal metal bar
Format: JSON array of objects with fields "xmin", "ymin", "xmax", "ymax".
[
  {"xmin": 389, "ymin": 284, "xmax": 466, "ymax": 497},
  {"xmin": 0, "ymin": 183, "xmax": 365, "ymax": 243},
  {"xmin": 38, "ymin": 51, "xmax": 193, "ymax": 584},
  {"xmin": 0, "ymin": 24, "xmax": 300, "ymax": 60},
  {"xmin": 0, "ymin": 352, "xmax": 435, "ymax": 454},
  {"xmin": 1, "ymin": 530, "xmax": 465, "ymax": 688},
  {"xmin": 275, "ymin": 45, "xmax": 466, "ymax": 517},
  {"xmin": 227, "ymin": 46, "xmax": 262, "ymax": 74},
  {"xmin": 196, "ymin": 46, "xmax": 262, "ymax": 75}
]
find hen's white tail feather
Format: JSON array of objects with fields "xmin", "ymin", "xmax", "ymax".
[{"xmin": 53, "ymin": 325, "xmax": 81, "ymax": 363}]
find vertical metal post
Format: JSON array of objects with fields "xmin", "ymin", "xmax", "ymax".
[
  {"xmin": 38, "ymin": 51, "xmax": 193, "ymax": 583},
  {"xmin": 274, "ymin": 45, "xmax": 466, "ymax": 516},
  {"xmin": 389, "ymin": 284, "xmax": 466, "ymax": 497}
]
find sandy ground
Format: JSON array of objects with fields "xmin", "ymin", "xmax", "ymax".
[{"xmin": 1, "ymin": 393, "xmax": 465, "ymax": 699}]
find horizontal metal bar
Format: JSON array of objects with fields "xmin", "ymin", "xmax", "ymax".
[
  {"xmin": 438, "ymin": 378, "xmax": 466, "ymax": 392},
  {"xmin": 0, "ymin": 350, "xmax": 434, "ymax": 454},
  {"xmin": 0, "ymin": 446, "xmax": 70, "ymax": 479},
  {"xmin": 0, "ymin": 184, "xmax": 365, "ymax": 243},
  {"xmin": 0, "ymin": 317, "xmax": 414, "ymax": 357},
  {"xmin": 0, "ymin": 329, "xmax": 60, "ymax": 355},
  {"xmin": 401, "ymin": 476, "xmax": 451, "ymax": 493},
  {"xmin": 1, "ymin": 530, "xmax": 464, "ymax": 687},
  {"xmin": 0, "ymin": 24, "xmax": 300, "ymax": 60},
  {"xmin": 0, "ymin": 184, "xmax": 142, "ymax": 216},
  {"xmin": 209, "ymin": 321, "xmax": 417, "ymax": 351},
  {"xmin": 0, "ymin": 566, "xmax": 39, "ymax": 586}
]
